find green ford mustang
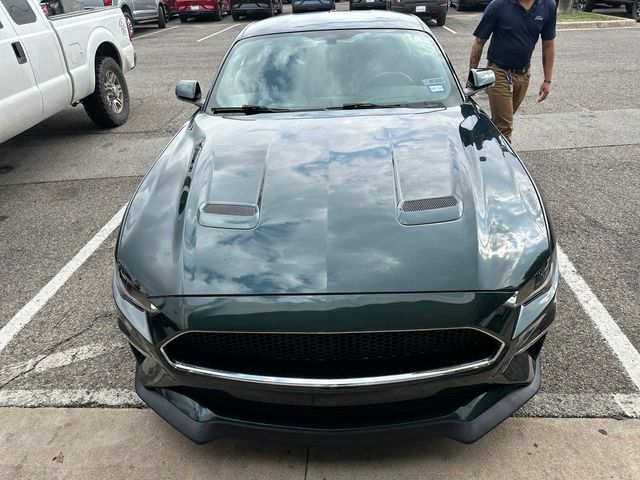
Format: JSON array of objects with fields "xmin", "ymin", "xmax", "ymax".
[{"xmin": 113, "ymin": 11, "xmax": 558, "ymax": 444}]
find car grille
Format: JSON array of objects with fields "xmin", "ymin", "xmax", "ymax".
[{"xmin": 162, "ymin": 329, "xmax": 502, "ymax": 380}]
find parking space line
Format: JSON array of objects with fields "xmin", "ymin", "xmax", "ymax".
[
  {"xmin": 558, "ymin": 246, "xmax": 640, "ymax": 391},
  {"xmin": 134, "ymin": 25, "xmax": 180, "ymax": 40},
  {"xmin": 442, "ymin": 26, "xmax": 457, "ymax": 34},
  {"xmin": 0, "ymin": 388, "xmax": 143, "ymax": 408},
  {"xmin": 196, "ymin": 24, "xmax": 240, "ymax": 43},
  {"xmin": 0, "ymin": 205, "xmax": 127, "ymax": 355},
  {"xmin": 0, "ymin": 344, "xmax": 112, "ymax": 386}
]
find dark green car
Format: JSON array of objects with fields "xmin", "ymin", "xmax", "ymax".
[{"xmin": 114, "ymin": 11, "xmax": 558, "ymax": 444}]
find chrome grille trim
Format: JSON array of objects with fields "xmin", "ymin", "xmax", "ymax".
[{"xmin": 159, "ymin": 327, "xmax": 505, "ymax": 388}]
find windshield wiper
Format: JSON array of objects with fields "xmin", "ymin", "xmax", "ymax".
[
  {"xmin": 211, "ymin": 105, "xmax": 292, "ymax": 115},
  {"xmin": 339, "ymin": 103, "xmax": 404, "ymax": 110}
]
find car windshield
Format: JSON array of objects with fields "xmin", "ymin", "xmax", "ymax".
[{"xmin": 209, "ymin": 29, "xmax": 462, "ymax": 112}]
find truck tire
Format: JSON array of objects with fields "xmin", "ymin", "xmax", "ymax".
[
  {"xmin": 436, "ymin": 13, "xmax": 446, "ymax": 25},
  {"xmin": 625, "ymin": 3, "xmax": 632, "ymax": 13},
  {"xmin": 575, "ymin": 0, "xmax": 595, "ymax": 11},
  {"xmin": 232, "ymin": 12, "xmax": 240, "ymax": 20},
  {"xmin": 83, "ymin": 57, "xmax": 130, "ymax": 128},
  {"xmin": 179, "ymin": 14, "xmax": 188, "ymax": 22},
  {"xmin": 158, "ymin": 5, "xmax": 167, "ymax": 27}
]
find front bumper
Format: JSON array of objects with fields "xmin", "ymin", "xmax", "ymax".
[
  {"xmin": 115, "ymin": 271, "xmax": 557, "ymax": 444},
  {"xmin": 135, "ymin": 358, "xmax": 541, "ymax": 444}
]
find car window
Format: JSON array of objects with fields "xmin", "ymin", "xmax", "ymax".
[
  {"xmin": 211, "ymin": 29, "xmax": 462, "ymax": 111},
  {"xmin": 1, "ymin": 0, "xmax": 37, "ymax": 24}
]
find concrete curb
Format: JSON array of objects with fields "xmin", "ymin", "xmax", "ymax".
[
  {"xmin": 557, "ymin": 19, "xmax": 638, "ymax": 29},
  {"xmin": 0, "ymin": 409, "xmax": 639, "ymax": 479}
]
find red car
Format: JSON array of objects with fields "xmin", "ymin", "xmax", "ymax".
[{"xmin": 177, "ymin": 0, "xmax": 230, "ymax": 21}]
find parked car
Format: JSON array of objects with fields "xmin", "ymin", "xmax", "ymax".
[
  {"xmin": 114, "ymin": 0, "xmax": 169, "ymax": 37},
  {"xmin": 0, "ymin": 0, "xmax": 135, "ymax": 144},
  {"xmin": 114, "ymin": 10, "xmax": 558, "ymax": 445},
  {"xmin": 291, "ymin": 0, "xmax": 334, "ymax": 11},
  {"xmin": 388, "ymin": 0, "xmax": 448, "ymax": 26},
  {"xmin": 573, "ymin": 0, "xmax": 634, "ymax": 13},
  {"xmin": 177, "ymin": 0, "xmax": 230, "ymax": 21},
  {"xmin": 449, "ymin": 0, "xmax": 490, "ymax": 11},
  {"xmin": 230, "ymin": 0, "xmax": 282, "ymax": 19},
  {"xmin": 349, "ymin": 0, "xmax": 386, "ymax": 9}
]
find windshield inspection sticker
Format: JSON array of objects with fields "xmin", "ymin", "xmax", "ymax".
[{"xmin": 428, "ymin": 85, "xmax": 445, "ymax": 93}]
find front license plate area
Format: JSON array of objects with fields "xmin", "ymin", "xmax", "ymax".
[
  {"xmin": 190, "ymin": 5, "xmax": 200, "ymax": 10},
  {"xmin": 416, "ymin": 5, "xmax": 426, "ymax": 11}
]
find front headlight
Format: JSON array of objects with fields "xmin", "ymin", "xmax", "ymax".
[
  {"xmin": 508, "ymin": 249, "xmax": 558, "ymax": 308},
  {"xmin": 115, "ymin": 265, "xmax": 159, "ymax": 314}
]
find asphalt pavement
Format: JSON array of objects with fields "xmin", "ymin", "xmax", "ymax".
[{"xmin": 1, "ymin": 3, "xmax": 640, "ymax": 478}]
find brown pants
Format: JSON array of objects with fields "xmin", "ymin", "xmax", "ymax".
[{"xmin": 487, "ymin": 63, "xmax": 530, "ymax": 143}]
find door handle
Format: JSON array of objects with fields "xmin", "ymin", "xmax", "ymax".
[{"xmin": 11, "ymin": 42, "xmax": 27, "ymax": 65}]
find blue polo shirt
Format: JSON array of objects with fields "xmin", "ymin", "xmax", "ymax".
[{"xmin": 473, "ymin": 0, "xmax": 557, "ymax": 70}]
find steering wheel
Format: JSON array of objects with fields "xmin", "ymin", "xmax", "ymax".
[{"xmin": 363, "ymin": 71, "xmax": 415, "ymax": 89}]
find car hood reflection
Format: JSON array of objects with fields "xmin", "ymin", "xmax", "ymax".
[{"xmin": 117, "ymin": 106, "xmax": 550, "ymax": 296}]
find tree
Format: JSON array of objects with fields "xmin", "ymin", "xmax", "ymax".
[{"xmin": 558, "ymin": 0, "xmax": 574, "ymax": 13}]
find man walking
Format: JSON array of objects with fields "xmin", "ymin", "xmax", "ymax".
[{"xmin": 469, "ymin": 0, "xmax": 557, "ymax": 142}]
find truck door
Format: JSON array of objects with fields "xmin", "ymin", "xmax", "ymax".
[
  {"xmin": 0, "ymin": 0, "xmax": 71, "ymax": 119},
  {"xmin": 0, "ymin": 4, "xmax": 43, "ymax": 143}
]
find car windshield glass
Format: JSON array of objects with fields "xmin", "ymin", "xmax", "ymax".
[{"xmin": 209, "ymin": 29, "xmax": 462, "ymax": 111}]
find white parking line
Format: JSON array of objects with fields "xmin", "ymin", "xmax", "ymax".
[
  {"xmin": 196, "ymin": 24, "xmax": 240, "ymax": 43},
  {"xmin": 0, "ymin": 344, "xmax": 112, "ymax": 385},
  {"xmin": 0, "ymin": 388, "xmax": 638, "ymax": 418},
  {"xmin": 558, "ymin": 246, "xmax": 640, "ymax": 391},
  {"xmin": 134, "ymin": 25, "xmax": 180, "ymax": 39},
  {"xmin": 442, "ymin": 26, "xmax": 457, "ymax": 34},
  {"xmin": 0, "ymin": 205, "xmax": 126, "ymax": 355},
  {"xmin": 0, "ymin": 388, "xmax": 143, "ymax": 408}
]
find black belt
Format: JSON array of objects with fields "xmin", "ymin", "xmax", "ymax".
[{"xmin": 489, "ymin": 62, "xmax": 530, "ymax": 74}]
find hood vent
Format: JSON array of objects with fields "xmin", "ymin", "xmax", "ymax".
[
  {"xmin": 400, "ymin": 196, "xmax": 458, "ymax": 213},
  {"xmin": 397, "ymin": 196, "xmax": 463, "ymax": 226},
  {"xmin": 198, "ymin": 202, "xmax": 259, "ymax": 230}
]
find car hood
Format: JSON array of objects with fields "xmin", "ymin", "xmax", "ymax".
[{"xmin": 117, "ymin": 105, "xmax": 550, "ymax": 297}]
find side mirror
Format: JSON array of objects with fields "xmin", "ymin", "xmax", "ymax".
[
  {"xmin": 463, "ymin": 68, "xmax": 496, "ymax": 97},
  {"xmin": 175, "ymin": 80, "xmax": 202, "ymax": 106}
]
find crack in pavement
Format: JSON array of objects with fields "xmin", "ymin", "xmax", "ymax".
[{"xmin": 0, "ymin": 314, "xmax": 115, "ymax": 388}]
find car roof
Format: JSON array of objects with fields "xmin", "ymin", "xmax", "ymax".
[{"xmin": 237, "ymin": 10, "xmax": 430, "ymax": 40}]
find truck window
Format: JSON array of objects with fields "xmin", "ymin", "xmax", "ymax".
[{"xmin": 1, "ymin": 0, "xmax": 37, "ymax": 25}]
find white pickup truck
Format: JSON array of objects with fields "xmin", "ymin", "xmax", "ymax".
[{"xmin": 0, "ymin": 0, "xmax": 135, "ymax": 144}]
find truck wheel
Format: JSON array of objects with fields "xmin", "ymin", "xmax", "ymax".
[
  {"xmin": 158, "ymin": 5, "xmax": 167, "ymax": 27},
  {"xmin": 436, "ymin": 13, "xmax": 446, "ymax": 26},
  {"xmin": 179, "ymin": 14, "xmax": 188, "ymax": 22},
  {"xmin": 625, "ymin": 3, "xmax": 632, "ymax": 13},
  {"xmin": 83, "ymin": 57, "xmax": 130, "ymax": 128},
  {"xmin": 123, "ymin": 10, "xmax": 134, "ymax": 38},
  {"xmin": 232, "ymin": 12, "xmax": 240, "ymax": 20},
  {"xmin": 575, "ymin": 0, "xmax": 595, "ymax": 11}
]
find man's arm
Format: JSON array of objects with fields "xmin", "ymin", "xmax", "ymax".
[
  {"xmin": 538, "ymin": 39, "xmax": 555, "ymax": 102},
  {"xmin": 470, "ymin": 37, "xmax": 488, "ymax": 70}
]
